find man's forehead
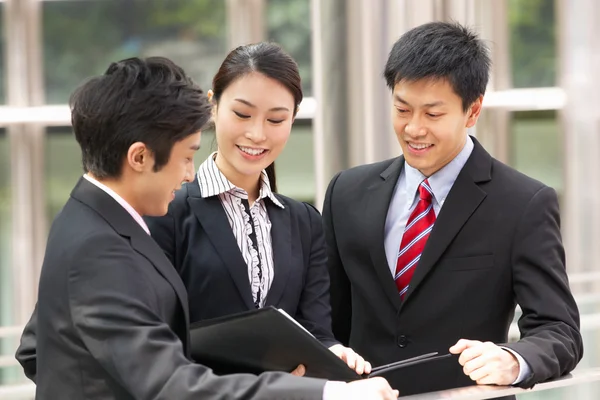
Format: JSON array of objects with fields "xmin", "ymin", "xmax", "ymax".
[{"xmin": 393, "ymin": 79, "xmax": 459, "ymax": 106}]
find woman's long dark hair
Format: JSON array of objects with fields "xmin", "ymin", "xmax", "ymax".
[{"xmin": 211, "ymin": 42, "xmax": 303, "ymax": 192}]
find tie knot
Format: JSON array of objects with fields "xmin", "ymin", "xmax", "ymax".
[{"xmin": 418, "ymin": 179, "xmax": 433, "ymax": 202}]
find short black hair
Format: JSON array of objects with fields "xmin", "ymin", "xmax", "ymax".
[
  {"xmin": 70, "ymin": 57, "xmax": 211, "ymax": 178},
  {"xmin": 384, "ymin": 21, "xmax": 491, "ymax": 111}
]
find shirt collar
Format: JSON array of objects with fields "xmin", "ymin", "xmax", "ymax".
[
  {"xmin": 197, "ymin": 152, "xmax": 285, "ymax": 209},
  {"xmin": 403, "ymin": 135, "xmax": 474, "ymax": 209},
  {"xmin": 83, "ymin": 174, "xmax": 151, "ymax": 235}
]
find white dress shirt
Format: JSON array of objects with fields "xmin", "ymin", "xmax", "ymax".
[{"xmin": 83, "ymin": 174, "xmax": 150, "ymax": 235}]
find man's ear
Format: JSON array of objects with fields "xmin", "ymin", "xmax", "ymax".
[
  {"xmin": 466, "ymin": 95, "xmax": 484, "ymax": 129},
  {"xmin": 126, "ymin": 142, "xmax": 153, "ymax": 173}
]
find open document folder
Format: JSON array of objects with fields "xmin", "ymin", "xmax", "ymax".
[{"xmin": 190, "ymin": 306, "xmax": 451, "ymax": 381}]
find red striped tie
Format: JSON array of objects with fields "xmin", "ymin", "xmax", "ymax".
[{"xmin": 394, "ymin": 179, "xmax": 436, "ymax": 300}]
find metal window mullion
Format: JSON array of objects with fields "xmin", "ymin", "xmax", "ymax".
[
  {"xmin": 5, "ymin": 0, "xmax": 45, "ymax": 326},
  {"xmin": 559, "ymin": 0, "xmax": 600, "ymax": 280},
  {"xmin": 226, "ymin": 0, "xmax": 266, "ymax": 50},
  {"xmin": 469, "ymin": 1, "xmax": 512, "ymax": 163}
]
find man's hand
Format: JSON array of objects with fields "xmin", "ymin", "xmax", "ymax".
[
  {"xmin": 344, "ymin": 377, "xmax": 399, "ymax": 400},
  {"xmin": 449, "ymin": 339, "xmax": 519, "ymax": 386},
  {"xmin": 329, "ymin": 344, "xmax": 372, "ymax": 375}
]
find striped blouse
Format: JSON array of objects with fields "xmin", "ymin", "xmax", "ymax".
[{"xmin": 197, "ymin": 152, "xmax": 284, "ymax": 308}]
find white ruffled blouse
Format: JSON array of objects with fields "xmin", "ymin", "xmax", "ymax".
[{"xmin": 197, "ymin": 152, "xmax": 284, "ymax": 308}]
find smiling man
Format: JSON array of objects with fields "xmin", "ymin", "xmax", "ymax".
[{"xmin": 323, "ymin": 21, "xmax": 582, "ymax": 396}]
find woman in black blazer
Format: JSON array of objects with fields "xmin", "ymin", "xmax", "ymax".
[{"xmin": 145, "ymin": 42, "xmax": 370, "ymax": 376}]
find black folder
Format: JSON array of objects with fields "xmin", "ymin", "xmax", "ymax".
[{"xmin": 190, "ymin": 306, "xmax": 451, "ymax": 381}]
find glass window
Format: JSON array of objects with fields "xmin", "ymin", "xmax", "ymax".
[
  {"xmin": 0, "ymin": 129, "xmax": 15, "ymax": 385},
  {"xmin": 0, "ymin": 358, "xmax": 23, "ymax": 386},
  {"xmin": 45, "ymin": 128, "xmax": 82, "ymax": 223},
  {"xmin": 509, "ymin": 111, "xmax": 562, "ymax": 194},
  {"xmin": 266, "ymin": 0, "xmax": 315, "ymax": 202},
  {"xmin": 193, "ymin": 127, "xmax": 216, "ymax": 166},
  {"xmin": 508, "ymin": 0, "xmax": 557, "ymax": 88},
  {"xmin": 0, "ymin": 130, "xmax": 10, "ymax": 325},
  {"xmin": 43, "ymin": 0, "xmax": 227, "ymax": 104},
  {"xmin": 0, "ymin": 3, "xmax": 5, "ymax": 104},
  {"xmin": 266, "ymin": 0, "xmax": 312, "ymax": 96},
  {"xmin": 274, "ymin": 122, "xmax": 315, "ymax": 203}
]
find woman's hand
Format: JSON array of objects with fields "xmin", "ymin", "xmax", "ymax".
[{"xmin": 329, "ymin": 344, "xmax": 372, "ymax": 375}]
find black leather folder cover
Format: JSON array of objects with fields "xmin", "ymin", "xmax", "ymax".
[{"xmin": 190, "ymin": 306, "xmax": 451, "ymax": 381}]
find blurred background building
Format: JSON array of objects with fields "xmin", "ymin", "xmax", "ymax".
[{"xmin": 0, "ymin": 0, "xmax": 599, "ymax": 398}]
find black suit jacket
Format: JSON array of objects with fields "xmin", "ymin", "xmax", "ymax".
[
  {"xmin": 144, "ymin": 178, "xmax": 338, "ymax": 348},
  {"xmin": 16, "ymin": 178, "xmax": 326, "ymax": 399},
  {"xmin": 323, "ymin": 137, "xmax": 582, "ymax": 395}
]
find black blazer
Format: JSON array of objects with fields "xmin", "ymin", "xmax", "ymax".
[
  {"xmin": 15, "ymin": 178, "xmax": 327, "ymax": 399},
  {"xmin": 144, "ymin": 177, "xmax": 338, "ymax": 348},
  {"xmin": 323, "ymin": 137, "xmax": 582, "ymax": 396}
]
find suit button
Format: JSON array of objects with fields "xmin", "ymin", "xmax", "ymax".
[{"xmin": 397, "ymin": 335, "xmax": 408, "ymax": 348}]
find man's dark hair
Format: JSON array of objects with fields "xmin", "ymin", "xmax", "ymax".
[
  {"xmin": 384, "ymin": 21, "xmax": 491, "ymax": 112},
  {"xmin": 70, "ymin": 57, "xmax": 211, "ymax": 178}
]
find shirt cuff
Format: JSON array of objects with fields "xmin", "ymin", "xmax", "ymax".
[
  {"xmin": 323, "ymin": 381, "xmax": 349, "ymax": 400},
  {"xmin": 501, "ymin": 347, "xmax": 532, "ymax": 385}
]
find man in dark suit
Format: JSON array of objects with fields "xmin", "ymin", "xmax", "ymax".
[
  {"xmin": 16, "ymin": 57, "xmax": 397, "ymax": 399},
  {"xmin": 323, "ymin": 21, "xmax": 583, "ymax": 396}
]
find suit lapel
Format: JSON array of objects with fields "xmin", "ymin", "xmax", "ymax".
[
  {"xmin": 186, "ymin": 182, "xmax": 256, "ymax": 310},
  {"xmin": 366, "ymin": 157, "xmax": 405, "ymax": 312},
  {"xmin": 129, "ymin": 232, "xmax": 191, "ymax": 345},
  {"xmin": 71, "ymin": 178, "xmax": 192, "ymax": 351},
  {"xmin": 264, "ymin": 199, "xmax": 292, "ymax": 307},
  {"xmin": 403, "ymin": 138, "xmax": 492, "ymax": 302}
]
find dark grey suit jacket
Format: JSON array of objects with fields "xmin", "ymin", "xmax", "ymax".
[
  {"xmin": 16, "ymin": 178, "xmax": 326, "ymax": 399},
  {"xmin": 324, "ymin": 137, "xmax": 582, "ymax": 396}
]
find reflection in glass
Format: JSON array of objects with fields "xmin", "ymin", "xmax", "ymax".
[
  {"xmin": 508, "ymin": 0, "xmax": 556, "ymax": 88},
  {"xmin": 509, "ymin": 111, "xmax": 561, "ymax": 194},
  {"xmin": 43, "ymin": 0, "xmax": 227, "ymax": 104},
  {"xmin": 266, "ymin": 0, "xmax": 312, "ymax": 96}
]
